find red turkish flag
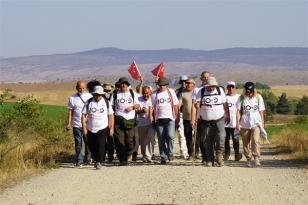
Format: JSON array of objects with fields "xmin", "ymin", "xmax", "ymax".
[
  {"xmin": 128, "ymin": 61, "xmax": 141, "ymax": 80},
  {"xmin": 151, "ymin": 63, "xmax": 165, "ymax": 77}
]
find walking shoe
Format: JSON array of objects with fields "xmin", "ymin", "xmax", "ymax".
[
  {"xmin": 146, "ymin": 158, "xmax": 153, "ymax": 163},
  {"xmin": 206, "ymin": 162, "xmax": 213, "ymax": 167},
  {"xmin": 224, "ymin": 154, "xmax": 230, "ymax": 161},
  {"xmin": 142, "ymin": 157, "xmax": 147, "ymax": 163},
  {"xmin": 168, "ymin": 155, "xmax": 174, "ymax": 161},
  {"xmin": 217, "ymin": 153, "xmax": 224, "ymax": 167},
  {"xmin": 132, "ymin": 154, "xmax": 137, "ymax": 162},
  {"xmin": 235, "ymin": 153, "xmax": 243, "ymax": 161},
  {"xmin": 75, "ymin": 163, "xmax": 83, "ymax": 168},
  {"xmin": 108, "ymin": 156, "xmax": 114, "ymax": 163},
  {"xmin": 84, "ymin": 159, "xmax": 93, "ymax": 165},
  {"xmin": 95, "ymin": 162, "xmax": 102, "ymax": 170},
  {"xmin": 151, "ymin": 154, "xmax": 155, "ymax": 160},
  {"xmin": 254, "ymin": 158, "xmax": 261, "ymax": 167},
  {"xmin": 160, "ymin": 159, "xmax": 167, "ymax": 165},
  {"xmin": 246, "ymin": 160, "xmax": 252, "ymax": 168}
]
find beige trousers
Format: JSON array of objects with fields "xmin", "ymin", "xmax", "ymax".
[
  {"xmin": 138, "ymin": 124, "xmax": 155, "ymax": 159},
  {"xmin": 240, "ymin": 127, "xmax": 261, "ymax": 161}
]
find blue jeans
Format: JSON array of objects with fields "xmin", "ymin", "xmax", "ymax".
[
  {"xmin": 73, "ymin": 127, "xmax": 91, "ymax": 163},
  {"xmin": 155, "ymin": 119, "xmax": 175, "ymax": 160}
]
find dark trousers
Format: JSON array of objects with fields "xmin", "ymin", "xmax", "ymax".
[
  {"xmin": 183, "ymin": 120, "xmax": 194, "ymax": 156},
  {"xmin": 114, "ymin": 125, "xmax": 136, "ymax": 162},
  {"xmin": 199, "ymin": 118, "xmax": 226, "ymax": 163},
  {"xmin": 225, "ymin": 127, "xmax": 240, "ymax": 156},
  {"xmin": 105, "ymin": 136, "xmax": 115, "ymax": 159},
  {"xmin": 87, "ymin": 128, "xmax": 108, "ymax": 163},
  {"xmin": 195, "ymin": 121, "xmax": 202, "ymax": 156}
]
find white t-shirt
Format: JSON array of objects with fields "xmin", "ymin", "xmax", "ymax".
[
  {"xmin": 225, "ymin": 94, "xmax": 240, "ymax": 128},
  {"xmin": 67, "ymin": 92, "xmax": 93, "ymax": 128},
  {"xmin": 195, "ymin": 87, "xmax": 226, "ymax": 121},
  {"xmin": 82, "ymin": 97, "xmax": 114, "ymax": 133},
  {"xmin": 236, "ymin": 94, "xmax": 265, "ymax": 129},
  {"xmin": 137, "ymin": 96, "xmax": 152, "ymax": 127},
  {"xmin": 151, "ymin": 88, "xmax": 179, "ymax": 121},
  {"xmin": 110, "ymin": 90, "xmax": 140, "ymax": 120}
]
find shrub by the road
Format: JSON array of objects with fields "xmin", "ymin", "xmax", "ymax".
[{"xmin": 0, "ymin": 96, "xmax": 73, "ymax": 190}]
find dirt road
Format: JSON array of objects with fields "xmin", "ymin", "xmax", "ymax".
[{"xmin": 0, "ymin": 144, "xmax": 307, "ymax": 205}]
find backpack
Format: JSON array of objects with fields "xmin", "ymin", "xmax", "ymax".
[{"xmin": 199, "ymin": 86, "xmax": 222, "ymax": 107}]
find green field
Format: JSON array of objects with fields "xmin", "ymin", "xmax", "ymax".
[{"xmin": 1, "ymin": 102, "xmax": 67, "ymax": 120}]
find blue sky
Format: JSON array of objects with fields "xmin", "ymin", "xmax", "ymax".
[{"xmin": 0, "ymin": 0, "xmax": 307, "ymax": 57}]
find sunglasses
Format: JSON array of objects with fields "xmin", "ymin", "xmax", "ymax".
[
  {"xmin": 185, "ymin": 82, "xmax": 194, "ymax": 84},
  {"xmin": 227, "ymin": 85, "xmax": 235, "ymax": 89}
]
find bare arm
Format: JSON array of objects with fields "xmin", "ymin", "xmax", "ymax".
[
  {"xmin": 259, "ymin": 111, "xmax": 264, "ymax": 127},
  {"xmin": 66, "ymin": 109, "xmax": 73, "ymax": 130},
  {"xmin": 236, "ymin": 110, "xmax": 241, "ymax": 131},
  {"xmin": 190, "ymin": 99, "xmax": 197, "ymax": 128},
  {"xmin": 108, "ymin": 114, "xmax": 114, "ymax": 136},
  {"xmin": 149, "ymin": 106, "xmax": 153, "ymax": 124},
  {"xmin": 223, "ymin": 102, "xmax": 230, "ymax": 125},
  {"xmin": 81, "ymin": 113, "xmax": 87, "ymax": 136}
]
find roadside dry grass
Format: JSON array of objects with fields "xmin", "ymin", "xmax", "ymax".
[
  {"xmin": 271, "ymin": 85, "xmax": 308, "ymax": 99},
  {"xmin": 270, "ymin": 124, "xmax": 308, "ymax": 159}
]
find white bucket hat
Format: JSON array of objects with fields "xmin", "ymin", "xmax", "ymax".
[
  {"xmin": 205, "ymin": 77, "xmax": 218, "ymax": 87},
  {"xmin": 92, "ymin": 86, "xmax": 105, "ymax": 95}
]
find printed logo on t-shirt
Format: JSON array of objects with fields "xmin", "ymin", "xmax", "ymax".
[
  {"xmin": 242, "ymin": 104, "xmax": 258, "ymax": 111},
  {"xmin": 90, "ymin": 107, "xmax": 105, "ymax": 113},
  {"xmin": 157, "ymin": 97, "xmax": 171, "ymax": 104},
  {"xmin": 228, "ymin": 102, "xmax": 235, "ymax": 108},
  {"xmin": 117, "ymin": 97, "xmax": 133, "ymax": 104}
]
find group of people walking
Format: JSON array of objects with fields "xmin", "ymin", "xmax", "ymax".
[{"xmin": 66, "ymin": 71, "xmax": 265, "ymax": 169}]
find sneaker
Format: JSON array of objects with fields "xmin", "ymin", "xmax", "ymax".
[
  {"xmin": 84, "ymin": 159, "xmax": 93, "ymax": 165},
  {"xmin": 254, "ymin": 158, "xmax": 261, "ymax": 167},
  {"xmin": 224, "ymin": 154, "xmax": 230, "ymax": 161},
  {"xmin": 95, "ymin": 162, "xmax": 102, "ymax": 170},
  {"xmin": 235, "ymin": 153, "xmax": 243, "ymax": 161},
  {"xmin": 168, "ymin": 155, "xmax": 174, "ymax": 161},
  {"xmin": 142, "ymin": 157, "xmax": 147, "ymax": 163},
  {"xmin": 75, "ymin": 163, "xmax": 83, "ymax": 168},
  {"xmin": 246, "ymin": 160, "xmax": 252, "ymax": 168},
  {"xmin": 146, "ymin": 158, "xmax": 153, "ymax": 163}
]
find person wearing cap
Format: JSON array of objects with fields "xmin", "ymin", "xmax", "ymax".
[
  {"xmin": 191, "ymin": 71, "xmax": 211, "ymax": 159},
  {"xmin": 180, "ymin": 77, "xmax": 196, "ymax": 160},
  {"xmin": 175, "ymin": 75, "xmax": 189, "ymax": 160},
  {"xmin": 151, "ymin": 77, "xmax": 179, "ymax": 164},
  {"xmin": 110, "ymin": 77, "xmax": 140, "ymax": 165},
  {"xmin": 67, "ymin": 80, "xmax": 93, "ymax": 167},
  {"xmin": 81, "ymin": 85, "xmax": 114, "ymax": 169},
  {"xmin": 103, "ymin": 83, "xmax": 115, "ymax": 100},
  {"xmin": 192, "ymin": 76, "xmax": 230, "ymax": 167},
  {"xmin": 236, "ymin": 82, "xmax": 265, "ymax": 167},
  {"xmin": 225, "ymin": 81, "xmax": 242, "ymax": 161},
  {"xmin": 136, "ymin": 85, "xmax": 155, "ymax": 163}
]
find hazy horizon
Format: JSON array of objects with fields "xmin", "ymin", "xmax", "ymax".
[{"xmin": 1, "ymin": 0, "xmax": 307, "ymax": 58}]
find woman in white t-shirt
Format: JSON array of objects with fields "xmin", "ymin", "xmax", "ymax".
[
  {"xmin": 236, "ymin": 82, "xmax": 265, "ymax": 167},
  {"xmin": 81, "ymin": 86, "xmax": 114, "ymax": 169}
]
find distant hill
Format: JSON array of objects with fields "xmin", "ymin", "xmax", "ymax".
[{"xmin": 0, "ymin": 47, "xmax": 307, "ymax": 84}]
